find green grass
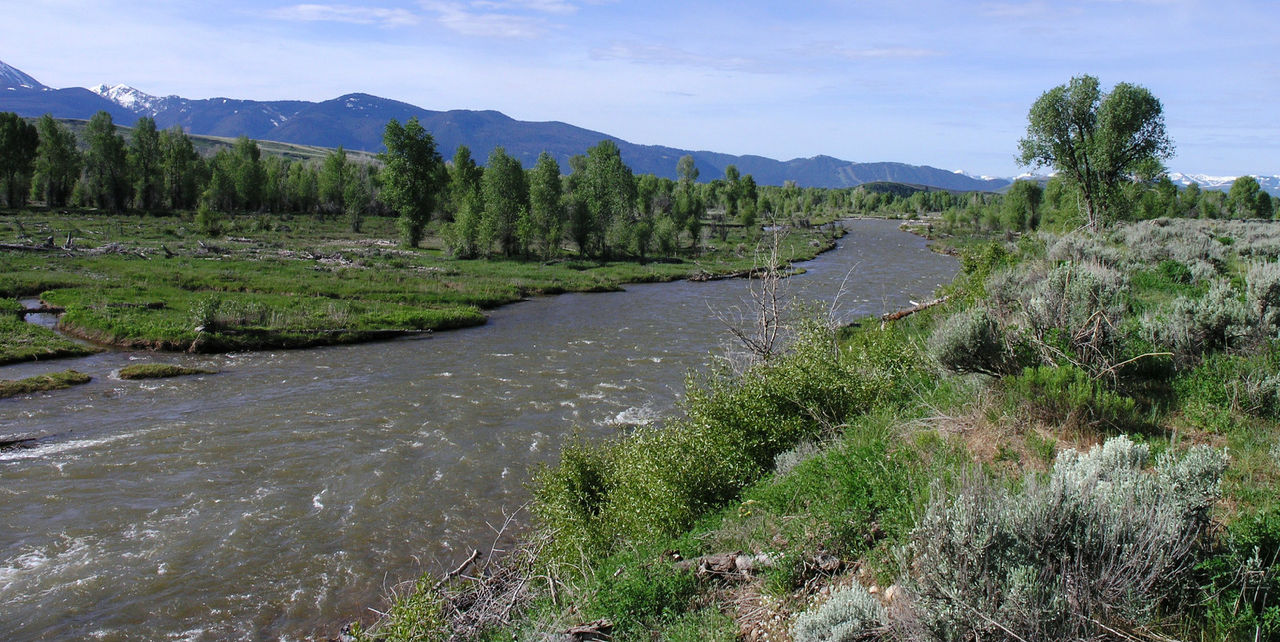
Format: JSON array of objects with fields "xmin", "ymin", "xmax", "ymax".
[
  {"xmin": 117, "ymin": 363, "xmax": 217, "ymax": 379},
  {"xmin": 0, "ymin": 369, "xmax": 92, "ymax": 399},
  {"xmin": 0, "ymin": 209, "xmax": 839, "ymax": 360},
  {"xmin": 0, "ymin": 315, "xmax": 102, "ymax": 365}
]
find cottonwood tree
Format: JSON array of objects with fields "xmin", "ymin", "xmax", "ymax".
[
  {"xmin": 158, "ymin": 126, "xmax": 199, "ymax": 210},
  {"xmin": 231, "ymin": 136, "xmax": 264, "ymax": 211},
  {"xmin": 32, "ymin": 114, "xmax": 79, "ymax": 207},
  {"xmin": 527, "ymin": 151, "xmax": 564, "ymax": 259},
  {"xmin": 81, "ymin": 111, "xmax": 130, "ymax": 211},
  {"xmin": 129, "ymin": 117, "xmax": 162, "ymax": 211},
  {"xmin": 447, "ymin": 145, "xmax": 484, "ymax": 257},
  {"xmin": 480, "ymin": 146, "xmax": 528, "ymax": 257},
  {"xmin": 1017, "ymin": 75, "xmax": 1173, "ymax": 231},
  {"xmin": 1227, "ymin": 175, "xmax": 1262, "ymax": 219},
  {"xmin": 0, "ymin": 112, "xmax": 38, "ymax": 208},
  {"xmin": 446, "ymin": 145, "xmax": 482, "ymax": 223},
  {"xmin": 381, "ymin": 116, "xmax": 445, "ymax": 248},
  {"xmin": 580, "ymin": 140, "xmax": 635, "ymax": 258},
  {"xmin": 318, "ymin": 146, "xmax": 349, "ymax": 215}
]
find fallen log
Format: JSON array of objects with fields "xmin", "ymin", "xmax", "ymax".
[
  {"xmin": 880, "ymin": 295, "xmax": 949, "ymax": 329},
  {"xmin": 0, "ymin": 243, "xmax": 59, "ymax": 252}
]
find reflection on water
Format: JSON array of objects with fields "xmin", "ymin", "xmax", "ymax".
[{"xmin": 0, "ymin": 219, "xmax": 956, "ymax": 641}]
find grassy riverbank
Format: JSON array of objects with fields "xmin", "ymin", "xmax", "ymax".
[
  {"xmin": 0, "ymin": 209, "xmax": 840, "ymax": 359},
  {"xmin": 359, "ymin": 217, "xmax": 1280, "ymax": 642},
  {"xmin": 0, "ymin": 369, "xmax": 92, "ymax": 399}
]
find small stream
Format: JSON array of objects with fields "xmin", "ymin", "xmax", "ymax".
[{"xmin": 0, "ymin": 219, "xmax": 957, "ymax": 641}]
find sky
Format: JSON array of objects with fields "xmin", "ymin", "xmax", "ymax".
[{"xmin": 1, "ymin": 0, "xmax": 1276, "ymax": 178}]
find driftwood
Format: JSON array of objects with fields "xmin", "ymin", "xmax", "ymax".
[
  {"xmin": 0, "ymin": 243, "xmax": 59, "ymax": 252},
  {"xmin": 17, "ymin": 305, "xmax": 64, "ymax": 316},
  {"xmin": 880, "ymin": 295, "xmax": 949, "ymax": 328},
  {"xmin": 565, "ymin": 619, "xmax": 613, "ymax": 641},
  {"xmin": 432, "ymin": 549, "xmax": 481, "ymax": 592}
]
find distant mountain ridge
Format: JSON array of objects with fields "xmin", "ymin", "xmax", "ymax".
[
  {"xmin": 5, "ymin": 59, "xmax": 1274, "ymax": 195},
  {"xmin": 0, "ymin": 59, "xmax": 1016, "ymax": 191}
]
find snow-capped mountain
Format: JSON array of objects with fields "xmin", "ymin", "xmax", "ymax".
[
  {"xmin": 1, "ymin": 60, "xmax": 48, "ymax": 91},
  {"xmin": 89, "ymin": 83, "xmax": 165, "ymax": 113},
  {"xmin": 1168, "ymin": 172, "xmax": 1280, "ymax": 197}
]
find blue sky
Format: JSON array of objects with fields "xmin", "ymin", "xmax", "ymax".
[{"xmin": 2, "ymin": 0, "xmax": 1276, "ymax": 177}]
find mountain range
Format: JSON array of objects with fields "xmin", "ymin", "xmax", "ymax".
[{"xmin": 2, "ymin": 60, "xmax": 1276, "ymax": 195}]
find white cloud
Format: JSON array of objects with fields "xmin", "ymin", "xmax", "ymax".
[
  {"xmin": 267, "ymin": 4, "xmax": 420, "ymax": 27},
  {"xmin": 420, "ymin": 1, "xmax": 553, "ymax": 37},
  {"xmin": 470, "ymin": 0, "xmax": 580, "ymax": 14},
  {"xmin": 589, "ymin": 41, "xmax": 773, "ymax": 73}
]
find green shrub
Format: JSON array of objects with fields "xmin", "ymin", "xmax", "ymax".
[
  {"xmin": 1247, "ymin": 260, "xmax": 1280, "ymax": 333},
  {"xmin": 357, "ymin": 577, "xmax": 448, "ymax": 642},
  {"xmin": 1198, "ymin": 510, "xmax": 1280, "ymax": 640},
  {"xmin": 532, "ymin": 320, "xmax": 919, "ymax": 566},
  {"xmin": 902, "ymin": 436, "xmax": 1227, "ymax": 641},
  {"xmin": 588, "ymin": 550, "xmax": 696, "ymax": 637},
  {"xmin": 791, "ymin": 582, "xmax": 886, "ymax": 642},
  {"xmin": 751, "ymin": 427, "xmax": 922, "ymax": 557},
  {"xmin": 659, "ymin": 606, "xmax": 738, "ymax": 642},
  {"xmin": 929, "ymin": 306, "xmax": 1016, "ymax": 376},
  {"xmin": 1141, "ymin": 279, "xmax": 1250, "ymax": 357},
  {"xmin": 1023, "ymin": 261, "xmax": 1128, "ymax": 372},
  {"xmin": 1004, "ymin": 364, "xmax": 1143, "ymax": 429}
]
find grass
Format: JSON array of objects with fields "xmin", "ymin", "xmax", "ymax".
[
  {"xmin": 0, "ymin": 369, "xmax": 92, "ymax": 399},
  {"xmin": 0, "ymin": 314, "xmax": 102, "ymax": 365},
  {"xmin": 117, "ymin": 363, "xmax": 217, "ymax": 379},
  {"xmin": 0, "ymin": 208, "xmax": 839, "ymax": 360}
]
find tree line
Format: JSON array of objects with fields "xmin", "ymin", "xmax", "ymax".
[{"xmin": 0, "ymin": 111, "xmax": 841, "ymax": 260}]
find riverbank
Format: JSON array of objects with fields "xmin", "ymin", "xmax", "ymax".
[
  {"xmin": 0, "ymin": 209, "xmax": 841, "ymax": 363},
  {"xmin": 0, "ymin": 218, "xmax": 947, "ymax": 641},
  {"xmin": 359, "ymin": 217, "xmax": 1280, "ymax": 641}
]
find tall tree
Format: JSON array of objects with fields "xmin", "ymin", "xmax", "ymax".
[
  {"xmin": 81, "ymin": 111, "xmax": 130, "ymax": 211},
  {"xmin": 446, "ymin": 145, "xmax": 483, "ymax": 222},
  {"xmin": 1002, "ymin": 180, "xmax": 1044, "ymax": 230},
  {"xmin": 287, "ymin": 161, "xmax": 319, "ymax": 213},
  {"xmin": 1017, "ymin": 75, "xmax": 1173, "ymax": 230},
  {"xmin": 380, "ymin": 117, "xmax": 445, "ymax": 247},
  {"xmin": 676, "ymin": 154, "xmax": 699, "ymax": 183},
  {"xmin": 480, "ymin": 147, "xmax": 529, "ymax": 257},
  {"xmin": 581, "ymin": 140, "xmax": 635, "ymax": 258},
  {"xmin": 344, "ymin": 163, "xmax": 372, "ymax": 232},
  {"xmin": 231, "ymin": 136, "xmax": 264, "ymax": 211},
  {"xmin": 318, "ymin": 146, "xmax": 349, "ymax": 215},
  {"xmin": 0, "ymin": 112, "xmax": 38, "ymax": 208},
  {"xmin": 158, "ymin": 125, "xmax": 199, "ymax": 210},
  {"xmin": 32, "ymin": 114, "xmax": 79, "ymax": 207},
  {"xmin": 527, "ymin": 151, "xmax": 564, "ymax": 259},
  {"xmin": 673, "ymin": 155, "xmax": 704, "ymax": 249},
  {"xmin": 128, "ymin": 117, "xmax": 162, "ymax": 211},
  {"xmin": 1227, "ymin": 176, "xmax": 1262, "ymax": 219},
  {"xmin": 204, "ymin": 149, "xmax": 238, "ymax": 211},
  {"xmin": 1180, "ymin": 181, "xmax": 1201, "ymax": 217}
]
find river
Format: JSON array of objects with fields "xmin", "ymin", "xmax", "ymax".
[{"xmin": 0, "ymin": 219, "xmax": 956, "ymax": 641}]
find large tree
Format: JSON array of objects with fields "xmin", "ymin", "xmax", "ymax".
[
  {"xmin": 480, "ymin": 146, "xmax": 529, "ymax": 257},
  {"xmin": 381, "ymin": 117, "xmax": 445, "ymax": 247},
  {"xmin": 32, "ymin": 114, "xmax": 79, "ymax": 207},
  {"xmin": 0, "ymin": 112, "xmax": 38, "ymax": 208},
  {"xmin": 318, "ymin": 146, "xmax": 349, "ymax": 215},
  {"xmin": 527, "ymin": 151, "xmax": 564, "ymax": 259},
  {"xmin": 1227, "ymin": 175, "xmax": 1262, "ymax": 219},
  {"xmin": 581, "ymin": 140, "xmax": 635, "ymax": 258},
  {"xmin": 129, "ymin": 117, "xmax": 162, "ymax": 211},
  {"xmin": 81, "ymin": 111, "xmax": 130, "ymax": 211},
  {"xmin": 158, "ymin": 125, "xmax": 199, "ymax": 210},
  {"xmin": 1017, "ymin": 75, "xmax": 1173, "ymax": 230}
]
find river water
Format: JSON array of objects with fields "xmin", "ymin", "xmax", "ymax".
[{"xmin": 0, "ymin": 219, "xmax": 956, "ymax": 641}]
